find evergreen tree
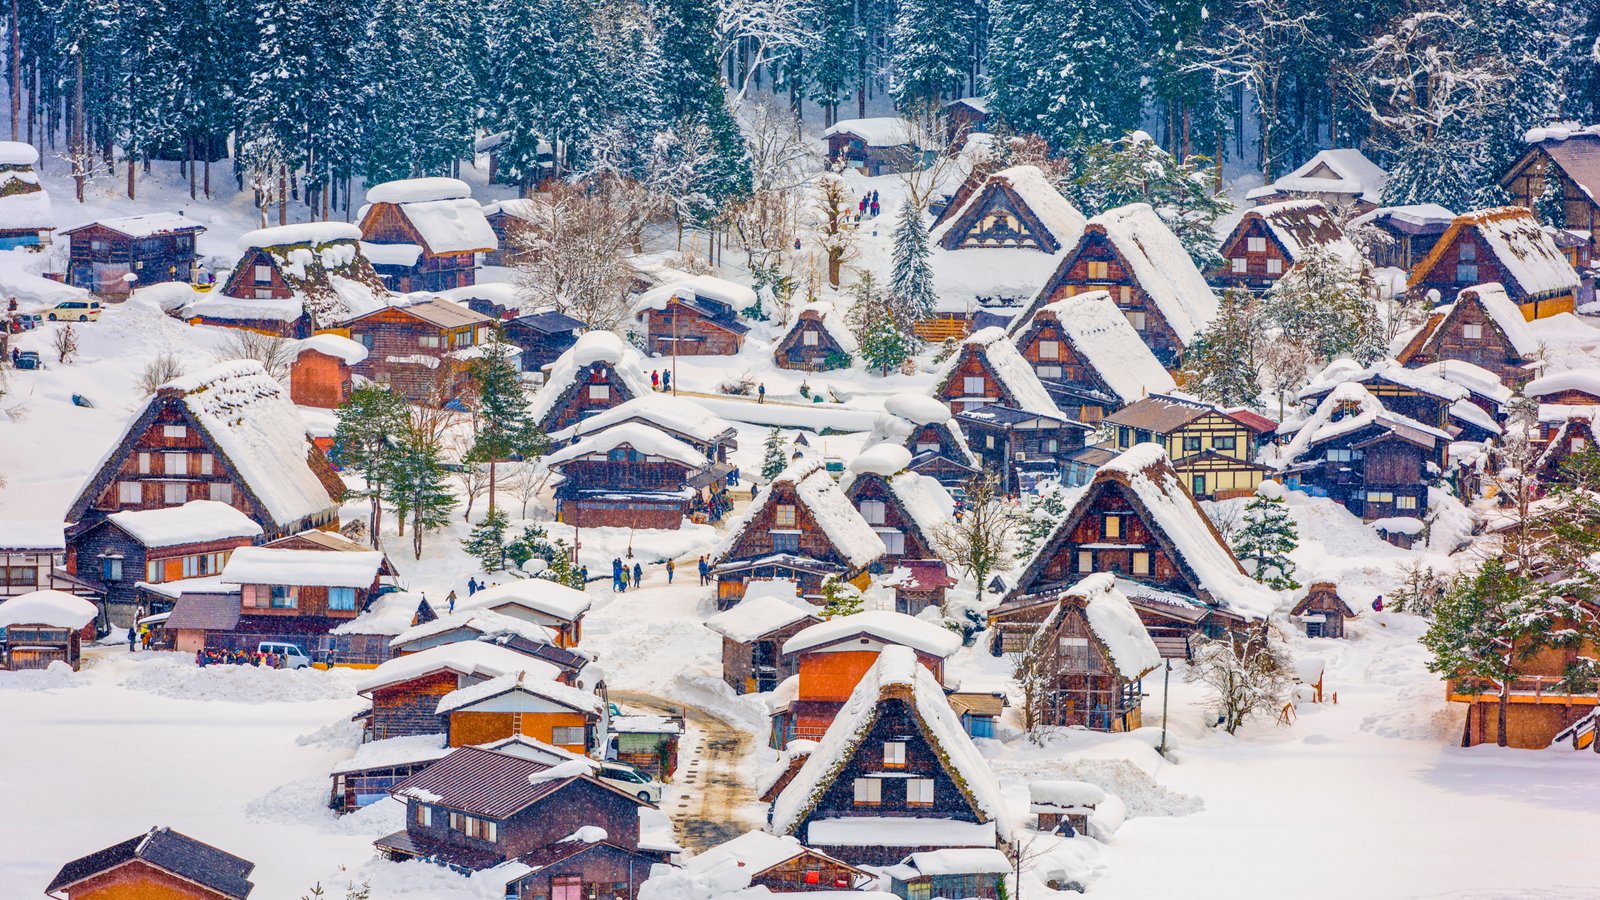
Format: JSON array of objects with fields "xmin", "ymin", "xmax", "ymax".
[
  {"xmin": 820, "ymin": 576, "xmax": 864, "ymax": 618},
  {"xmin": 1067, "ymin": 132, "xmax": 1230, "ymax": 268},
  {"xmin": 463, "ymin": 508, "xmax": 511, "ymax": 572},
  {"xmin": 654, "ymin": 0, "xmax": 750, "ymax": 212},
  {"xmin": 889, "ymin": 199, "xmax": 939, "ymax": 322},
  {"xmin": 386, "ymin": 420, "xmax": 458, "ymax": 560},
  {"xmin": 1262, "ymin": 246, "xmax": 1381, "ymax": 366},
  {"xmin": 1232, "ymin": 486, "xmax": 1300, "ymax": 590},
  {"xmin": 802, "ymin": 0, "xmax": 862, "ymax": 125},
  {"xmin": 469, "ymin": 328, "xmax": 547, "ymax": 514},
  {"xmin": 1183, "ymin": 289, "xmax": 1263, "ymax": 407},
  {"xmin": 846, "ymin": 272, "xmax": 915, "ymax": 376},
  {"xmin": 331, "ymin": 386, "xmax": 410, "ymax": 547},
  {"xmin": 889, "ymin": 0, "xmax": 978, "ymax": 108},
  {"xmin": 761, "ymin": 427, "xmax": 790, "ymax": 481},
  {"xmin": 1018, "ymin": 479, "xmax": 1071, "ymax": 558}
]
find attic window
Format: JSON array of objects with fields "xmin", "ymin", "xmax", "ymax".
[
  {"xmin": 774, "ymin": 505, "xmax": 797, "ymax": 527},
  {"xmin": 254, "ymin": 264, "xmax": 272, "ymax": 283},
  {"xmin": 1462, "ymin": 322, "xmax": 1482, "ymax": 340},
  {"xmin": 803, "ymin": 330, "xmax": 818, "ymax": 346},
  {"xmin": 163, "ymin": 425, "xmax": 187, "ymax": 439},
  {"xmin": 1266, "ymin": 258, "xmax": 1283, "ymax": 275},
  {"xmin": 1247, "ymin": 237, "xmax": 1266, "ymax": 252},
  {"xmin": 1087, "ymin": 261, "xmax": 1109, "ymax": 280},
  {"xmin": 1037, "ymin": 340, "xmax": 1059, "ymax": 360}
]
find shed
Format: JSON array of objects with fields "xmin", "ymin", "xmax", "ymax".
[
  {"xmin": 1028, "ymin": 781, "xmax": 1104, "ymax": 835},
  {"xmin": 61, "ymin": 213, "xmax": 205, "ymax": 297},
  {"xmin": 607, "ymin": 713, "xmax": 685, "ymax": 780},
  {"xmin": 685, "ymin": 831, "xmax": 869, "ymax": 892},
  {"xmin": 706, "ymin": 580, "xmax": 822, "ymax": 694},
  {"xmin": 883, "ymin": 849, "xmax": 1010, "ymax": 900},
  {"xmin": 0, "ymin": 141, "xmax": 53, "ymax": 249},
  {"xmin": 0, "ymin": 589, "xmax": 98, "ymax": 671},
  {"xmin": 45, "ymin": 826, "xmax": 255, "ymax": 900},
  {"xmin": 1246, "ymin": 148, "xmax": 1388, "ymax": 211},
  {"xmin": 1290, "ymin": 582, "xmax": 1356, "ymax": 639}
]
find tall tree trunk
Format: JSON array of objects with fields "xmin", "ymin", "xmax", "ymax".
[
  {"xmin": 189, "ymin": 138, "xmax": 197, "ymax": 199},
  {"xmin": 1497, "ymin": 685, "xmax": 1509, "ymax": 747},
  {"xmin": 369, "ymin": 483, "xmax": 383, "ymax": 549},
  {"xmin": 127, "ymin": 149, "xmax": 135, "ymax": 200},
  {"xmin": 72, "ymin": 53, "xmax": 84, "ymax": 202},
  {"xmin": 8, "ymin": 0, "xmax": 19, "ymax": 140},
  {"xmin": 204, "ymin": 154, "xmax": 211, "ymax": 198},
  {"xmin": 487, "ymin": 460, "xmax": 497, "ymax": 516},
  {"xmin": 278, "ymin": 164, "xmax": 288, "ymax": 225}
]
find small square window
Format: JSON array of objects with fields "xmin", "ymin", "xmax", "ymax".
[
  {"xmin": 883, "ymin": 741, "xmax": 906, "ymax": 767},
  {"xmin": 163, "ymin": 482, "xmax": 187, "ymax": 505},
  {"xmin": 1133, "ymin": 551, "xmax": 1151, "ymax": 575},
  {"xmin": 774, "ymin": 505, "xmax": 796, "ymax": 527},
  {"xmin": 853, "ymin": 778, "xmax": 882, "ymax": 805},
  {"xmin": 1462, "ymin": 322, "xmax": 1482, "ymax": 340},
  {"xmin": 1266, "ymin": 258, "xmax": 1283, "ymax": 275},
  {"xmin": 906, "ymin": 778, "xmax": 934, "ymax": 806},
  {"xmin": 209, "ymin": 483, "xmax": 233, "ymax": 504},
  {"xmin": 118, "ymin": 482, "xmax": 142, "ymax": 505},
  {"xmin": 1087, "ymin": 261, "xmax": 1109, "ymax": 279},
  {"xmin": 802, "ymin": 330, "xmax": 818, "ymax": 346},
  {"xmin": 1247, "ymin": 237, "xmax": 1267, "ymax": 252},
  {"xmin": 1231, "ymin": 258, "xmax": 1247, "ymax": 273},
  {"xmin": 1037, "ymin": 340, "xmax": 1059, "ymax": 360},
  {"xmin": 963, "ymin": 376, "xmax": 986, "ymax": 395},
  {"xmin": 588, "ymin": 384, "xmax": 611, "ymax": 401},
  {"xmin": 1077, "ymin": 550, "xmax": 1093, "ymax": 573},
  {"xmin": 163, "ymin": 425, "xmax": 187, "ymax": 439}
]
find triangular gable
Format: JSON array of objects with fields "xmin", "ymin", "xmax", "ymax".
[
  {"xmin": 934, "ymin": 331, "xmax": 1063, "ymax": 417},
  {"xmin": 713, "ymin": 457, "xmax": 884, "ymax": 571},
  {"xmin": 842, "ymin": 471, "xmax": 939, "ymax": 557},
  {"xmin": 937, "ymin": 180, "xmax": 1059, "ymax": 253},
  {"xmin": 1302, "ymin": 161, "xmax": 1341, "ymax": 181}
]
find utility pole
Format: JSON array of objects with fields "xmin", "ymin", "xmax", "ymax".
[
  {"xmin": 670, "ymin": 296, "xmax": 679, "ymax": 396},
  {"xmin": 1159, "ymin": 659, "xmax": 1172, "ymax": 756}
]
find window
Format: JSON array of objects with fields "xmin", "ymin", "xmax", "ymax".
[
  {"xmin": 1231, "ymin": 258, "xmax": 1246, "ymax": 273},
  {"xmin": 449, "ymin": 812, "xmax": 498, "ymax": 841},
  {"xmin": 269, "ymin": 585, "xmax": 298, "ymax": 609},
  {"xmin": 1266, "ymin": 258, "xmax": 1283, "ymax": 275},
  {"xmin": 1103, "ymin": 515, "xmax": 1122, "ymax": 539},
  {"xmin": 146, "ymin": 560, "xmax": 161, "ymax": 583},
  {"xmin": 1119, "ymin": 285, "xmax": 1132, "ymax": 304},
  {"xmin": 183, "ymin": 555, "xmax": 200, "ymax": 578},
  {"xmin": 1035, "ymin": 365, "xmax": 1063, "ymax": 380},
  {"xmin": 877, "ymin": 529, "xmax": 905, "ymax": 555},
  {"xmin": 1133, "ymin": 551, "xmax": 1151, "ymax": 576},
  {"xmin": 551, "ymin": 726, "xmax": 586, "ymax": 746},
  {"xmin": 1077, "ymin": 550, "xmax": 1093, "ymax": 573},
  {"xmin": 771, "ymin": 532, "xmax": 799, "ymax": 552},
  {"xmin": 853, "ymin": 778, "xmax": 882, "ymax": 805},
  {"xmin": 1192, "ymin": 474, "xmax": 1206, "ymax": 496},
  {"xmin": 1456, "ymin": 263, "xmax": 1478, "ymax": 283},
  {"xmin": 118, "ymin": 482, "xmax": 142, "ymax": 505},
  {"xmin": 254, "ymin": 289, "xmax": 275, "ymax": 300},
  {"xmin": 883, "ymin": 741, "xmax": 906, "ymax": 767},
  {"xmin": 774, "ymin": 505, "xmax": 796, "ymax": 527},
  {"xmin": 163, "ymin": 425, "xmax": 187, "ymax": 439},
  {"xmin": 1395, "ymin": 495, "xmax": 1418, "ymax": 510},
  {"xmin": 1087, "ymin": 261, "xmax": 1109, "ymax": 279},
  {"xmin": 963, "ymin": 375, "xmax": 986, "ymax": 395},
  {"xmin": 419, "ymin": 334, "xmax": 440, "ymax": 349},
  {"xmin": 803, "ymin": 330, "xmax": 818, "ymax": 346},
  {"xmin": 906, "ymin": 778, "xmax": 934, "ymax": 806},
  {"xmin": 552, "ymin": 877, "xmax": 584, "ymax": 900},
  {"xmin": 197, "ymin": 454, "xmax": 214, "ymax": 475},
  {"xmin": 1462, "ymin": 322, "xmax": 1482, "ymax": 340},
  {"xmin": 164, "ymin": 452, "xmax": 187, "ymax": 475},
  {"xmin": 1459, "ymin": 242, "xmax": 1476, "ymax": 262},
  {"xmin": 209, "ymin": 483, "xmax": 233, "ymax": 504},
  {"xmin": 1182, "ymin": 436, "xmax": 1202, "ymax": 453},
  {"xmin": 163, "ymin": 482, "xmax": 187, "ymax": 506},
  {"xmin": 1125, "ymin": 310, "xmax": 1146, "ymax": 331},
  {"xmin": 1037, "ymin": 340, "xmax": 1059, "ymax": 360},
  {"xmin": 855, "ymin": 500, "xmax": 888, "ymax": 525},
  {"xmin": 254, "ymin": 264, "xmax": 273, "ymax": 283},
  {"xmin": 138, "ymin": 452, "xmax": 153, "ymax": 474},
  {"xmin": 329, "ymin": 587, "xmax": 357, "ymax": 611},
  {"xmin": 101, "ymin": 557, "xmax": 123, "ymax": 581},
  {"xmin": 588, "ymin": 384, "xmax": 610, "ymax": 401},
  {"xmin": 1214, "ymin": 436, "xmax": 1237, "ymax": 452},
  {"xmin": 1365, "ymin": 491, "xmax": 1394, "ymax": 504},
  {"xmin": 1059, "ymin": 636, "xmax": 1091, "ymax": 669},
  {"xmin": 414, "ymin": 804, "xmax": 431, "ymax": 826},
  {"xmin": 1247, "ymin": 236, "xmax": 1266, "ymax": 252}
]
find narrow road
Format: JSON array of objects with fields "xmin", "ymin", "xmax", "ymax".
[{"xmin": 610, "ymin": 690, "xmax": 759, "ymax": 853}]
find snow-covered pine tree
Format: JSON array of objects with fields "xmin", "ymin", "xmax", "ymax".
[
  {"xmin": 888, "ymin": 199, "xmax": 938, "ymax": 323},
  {"xmin": 358, "ymin": 0, "xmax": 425, "ymax": 184},
  {"xmin": 888, "ymin": 0, "xmax": 977, "ymax": 109},
  {"xmin": 761, "ymin": 427, "xmax": 790, "ymax": 481},
  {"xmin": 654, "ymin": 0, "xmax": 750, "ymax": 211},
  {"xmin": 469, "ymin": 328, "xmax": 548, "ymax": 514},
  {"xmin": 463, "ymin": 507, "xmax": 511, "ymax": 571},
  {"xmin": 331, "ymin": 386, "xmax": 410, "ymax": 547},
  {"xmin": 1182, "ymin": 289, "xmax": 1263, "ymax": 407},
  {"xmin": 1067, "ymin": 132, "xmax": 1229, "ymax": 269},
  {"xmin": 1232, "ymin": 484, "xmax": 1299, "ymax": 590},
  {"xmin": 386, "ymin": 420, "xmax": 459, "ymax": 560},
  {"xmin": 820, "ymin": 576, "xmax": 864, "ymax": 618},
  {"xmin": 801, "ymin": 0, "xmax": 861, "ymax": 126},
  {"xmin": 482, "ymin": 0, "xmax": 573, "ymax": 190},
  {"xmin": 1262, "ymin": 245, "xmax": 1382, "ymax": 366},
  {"xmin": 1017, "ymin": 479, "xmax": 1070, "ymax": 558},
  {"xmin": 847, "ymin": 272, "xmax": 915, "ymax": 376}
]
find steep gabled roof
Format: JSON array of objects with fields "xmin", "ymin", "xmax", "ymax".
[
  {"xmin": 1506, "ymin": 125, "xmax": 1600, "ymax": 205},
  {"xmin": 1407, "ymin": 207, "xmax": 1579, "ymax": 299},
  {"xmin": 1244, "ymin": 199, "xmax": 1362, "ymax": 270},
  {"xmin": 1076, "ymin": 203, "xmax": 1218, "ymax": 346},
  {"xmin": 824, "ymin": 117, "xmax": 913, "ymax": 148},
  {"xmin": 391, "ymin": 608, "xmax": 557, "ymax": 650},
  {"xmin": 775, "ymin": 301, "xmax": 858, "ymax": 355},
  {"xmin": 549, "ymin": 395, "xmax": 736, "ymax": 448},
  {"xmin": 839, "ymin": 446, "xmax": 956, "ymax": 552},
  {"xmin": 705, "ymin": 590, "xmax": 821, "ymax": 643},
  {"xmin": 929, "ymin": 165, "xmax": 1087, "ymax": 255},
  {"xmin": 1028, "ymin": 573, "xmax": 1161, "ymax": 680},
  {"xmin": 543, "ymin": 421, "xmax": 709, "ymax": 470},
  {"xmin": 388, "ymin": 745, "xmax": 629, "ymax": 819},
  {"xmin": 360, "ymin": 177, "xmax": 497, "ymax": 255},
  {"xmin": 770, "ymin": 645, "xmax": 1009, "ymax": 840},
  {"xmin": 1279, "ymin": 382, "xmax": 1451, "ymax": 467},
  {"xmin": 1023, "ymin": 290, "xmax": 1177, "ymax": 403},
  {"xmin": 1247, "ymin": 148, "xmax": 1387, "ymax": 205},
  {"xmin": 527, "ymin": 331, "xmax": 653, "ymax": 430},
  {"xmin": 936, "ymin": 327, "xmax": 1063, "ymax": 417},
  {"xmin": 1409, "ymin": 283, "xmax": 1542, "ymax": 363},
  {"xmin": 46, "ymin": 827, "xmax": 254, "ymax": 899},
  {"xmin": 61, "ymin": 213, "xmax": 205, "ymax": 239},
  {"xmin": 713, "ymin": 456, "xmax": 886, "ymax": 570}
]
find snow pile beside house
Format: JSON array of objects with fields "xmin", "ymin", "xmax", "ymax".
[{"xmin": 0, "ymin": 590, "xmax": 97, "ymax": 629}]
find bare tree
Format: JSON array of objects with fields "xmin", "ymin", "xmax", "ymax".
[
  {"xmin": 449, "ymin": 452, "xmax": 491, "ymax": 523},
  {"xmin": 810, "ymin": 174, "xmax": 859, "ymax": 289},
  {"xmin": 138, "ymin": 352, "xmax": 186, "ymax": 396},
  {"xmin": 511, "ymin": 181, "xmax": 649, "ymax": 330},
  {"xmin": 503, "ymin": 460, "xmax": 546, "ymax": 519},
  {"xmin": 726, "ymin": 98, "xmax": 817, "ymax": 306},
  {"xmin": 933, "ymin": 475, "xmax": 1017, "ymax": 607},
  {"xmin": 52, "ymin": 325, "xmax": 78, "ymax": 364},
  {"xmin": 1009, "ymin": 631, "xmax": 1049, "ymax": 737},
  {"xmin": 897, "ymin": 103, "xmax": 960, "ymax": 211},
  {"xmin": 716, "ymin": 0, "xmax": 819, "ymax": 105},
  {"xmin": 1187, "ymin": 628, "xmax": 1293, "ymax": 734},
  {"xmin": 215, "ymin": 329, "xmax": 294, "ymax": 382},
  {"xmin": 238, "ymin": 136, "xmax": 289, "ymax": 228}
]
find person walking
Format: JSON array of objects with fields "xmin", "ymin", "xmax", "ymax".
[
  {"xmin": 612, "ymin": 558, "xmax": 623, "ymax": 592},
  {"xmin": 633, "ymin": 562, "xmax": 643, "ymax": 588},
  {"xmin": 757, "ymin": 383, "xmax": 766, "ymax": 404},
  {"xmin": 620, "ymin": 567, "xmax": 630, "ymax": 591},
  {"xmin": 698, "ymin": 555, "xmax": 710, "ymax": 586},
  {"xmin": 446, "ymin": 590, "xmax": 457, "ymax": 613},
  {"xmin": 651, "ymin": 370, "xmax": 661, "ymax": 391},
  {"xmin": 579, "ymin": 565, "xmax": 589, "ymax": 586},
  {"xmin": 665, "ymin": 559, "xmax": 675, "ymax": 584},
  {"xmin": 662, "ymin": 370, "xmax": 671, "ymax": 392},
  {"xmin": 128, "ymin": 624, "xmax": 137, "ymax": 653}
]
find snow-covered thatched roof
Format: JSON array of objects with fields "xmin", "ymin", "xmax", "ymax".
[
  {"xmin": 1028, "ymin": 290, "xmax": 1176, "ymax": 403},
  {"xmin": 1409, "ymin": 207, "xmax": 1579, "ymax": 299},
  {"xmin": 1081, "ymin": 203, "xmax": 1218, "ymax": 346},
  {"xmin": 549, "ymin": 395, "xmax": 734, "ymax": 446},
  {"xmin": 930, "ymin": 165, "xmax": 1087, "ymax": 254},
  {"xmin": 0, "ymin": 141, "xmax": 52, "ymax": 230},
  {"xmin": 526, "ymin": 331, "xmax": 652, "ymax": 430},
  {"xmin": 1246, "ymin": 148, "xmax": 1388, "ymax": 205},
  {"xmin": 1237, "ymin": 199, "xmax": 1360, "ymax": 270},
  {"xmin": 1029, "ymin": 573, "xmax": 1160, "ymax": 680},
  {"xmin": 1280, "ymin": 382, "xmax": 1451, "ymax": 467},
  {"xmin": 937, "ymin": 327, "xmax": 1062, "ymax": 417},
  {"xmin": 783, "ymin": 301, "xmax": 858, "ymax": 354},
  {"xmin": 461, "ymin": 579, "xmax": 592, "ymax": 623},
  {"xmin": 714, "ymin": 456, "xmax": 885, "ymax": 570},
  {"xmin": 824, "ymin": 117, "xmax": 913, "ymax": 148},
  {"xmin": 362, "ymin": 177, "xmax": 496, "ymax": 255}
]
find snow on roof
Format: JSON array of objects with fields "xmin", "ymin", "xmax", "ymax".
[
  {"xmin": 399, "ymin": 198, "xmax": 497, "ymax": 255},
  {"xmin": 1352, "ymin": 203, "xmax": 1456, "ymax": 231},
  {"xmin": 1032, "ymin": 574, "xmax": 1160, "ymax": 680},
  {"xmin": 1411, "ymin": 360, "xmax": 1512, "ymax": 405},
  {"xmin": 330, "ymin": 733, "xmax": 450, "ymax": 775},
  {"xmin": 358, "ymin": 241, "xmax": 422, "ymax": 267},
  {"xmin": 789, "ymin": 301, "xmax": 859, "ymax": 353},
  {"xmin": 219, "ymin": 546, "xmax": 383, "ymax": 588},
  {"xmin": 543, "ymin": 422, "xmax": 709, "ymax": 470},
  {"xmin": 1034, "ymin": 290, "xmax": 1176, "ymax": 402},
  {"xmin": 182, "ymin": 295, "xmax": 305, "ymax": 323},
  {"xmin": 847, "ymin": 444, "xmax": 913, "ymax": 478},
  {"xmin": 1450, "ymin": 398, "xmax": 1501, "ymax": 436},
  {"xmin": 808, "ymin": 818, "xmax": 996, "ymax": 849},
  {"xmin": 1452, "ymin": 283, "xmax": 1541, "ymax": 358},
  {"xmin": 136, "ymin": 574, "xmax": 239, "ymax": 601},
  {"xmin": 357, "ymin": 640, "xmax": 560, "ymax": 694},
  {"xmin": 550, "ymin": 395, "xmax": 734, "ymax": 445},
  {"xmin": 889, "ymin": 471, "xmax": 956, "ymax": 539},
  {"xmin": 634, "ymin": 274, "xmax": 757, "ymax": 315},
  {"xmin": 366, "ymin": 177, "xmax": 473, "ymax": 204},
  {"xmin": 1249, "ymin": 199, "xmax": 1361, "ymax": 269},
  {"xmin": 714, "ymin": 456, "xmax": 885, "ymax": 570},
  {"xmin": 105, "ymin": 500, "xmax": 263, "ymax": 548},
  {"xmin": 824, "ymin": 117, "xmax": 913, "ymax": 147},
  {"xmin": 330, "ymin": 590, "xmax": 427, "ymax": 635},
  {"xmin": 1085, "ymin": 204, "xmax": 1218, "ymax": 346},
  {"xmin": 609, "ymin": 714, "xmax": 684, "ymax": 734},
  {"xmin": 391, "ymin": 608, "xmax": 555, "ymax": 649},
  {"xmin": 293, "ymin": 333, "xmax": 368, "ymax": 365},
  {"xmin": 930, "ymin": 165, "xmax": 1087, "ymax": 254},
  {"xmin": 1525, "ymin": 369, "xmax": 1600, "ymax": 400},
  {"xmin": 705, "ymin": 592, "xmax": 820, "ymax": 643},
  {"xmin": 236, "ymin": 222, "xmax": 362, "ymax": 252},
  {"xmin": 111, "ymin": 361, "xmax": 336, "ymax": 530},
  {"xmin": 1281, "ymin": 382, "xmax": 1451, "ymax": 467},
  {"xmin": 0, "ymin": 140, "xmax": 39, "ymax": 165},
  {"xmin": 771, "ymin": 645, "xmax": 1009, "ymax": 841},
  {"xmin": 66, "ymin": 212, "xmax": 205, "ymax": 239},
  {"xmin": 943, "ymin": 327, "xmax": 1062, "ymax": 417},
  {"xmin": 1298, "ymin": 358, "xmax": 1468, "ymax": 404},
  {"xmin": 528, "ymin": 332, "xmax": 652, "ymax": 428},
  {"xmin": 461, "ymin": 579, "xmax": 592, "ymax": 623},
  {"xmin": 0, "ymin": 188, "xmax": 55, "ymax": 231},
  {"xmin": 685, "ymin": 833, "xmax": 812, "ymax": 879},
  {"xmin": 0, "ymin": 590, "xmax": 97, "ymax": 629},
  {"xmin": 1455, "ymin": 208, "xmax": 1581, "ymax": 298},
  {"xmin": 891, "ymin": 849, "xmax": 1012, "ymax": 878},
  {"xmin": 1028, "ymin": 780, "xmax": 1106, "ymax": 810},
  {"xmin": 1525, "ymin": 123, "xmax": 1600, "ymax": 143},
  {"xmin": 782, "ymin": 609, "xmax": 961, "ymax": 658},
  {"xmin": 0, "ymin": 520, "xmax": 66, "ymax": 551},
  {"xmin": 435, "ymin": 670, "xmax": 603, "ymax": 716},
  {"xmin": 1247, "ymin": 149, "xmax": 1387, "ymax": 204},
  {"xmin": 884, "ymin": 394, "xmax": 953, "ymax": 426}
]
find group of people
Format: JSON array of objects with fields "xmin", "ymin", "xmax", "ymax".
[
  {"xmin": 194, "ymin": 647, "xmax": 291, "ymax": 668},
  {"xmin": 611, "ymin": 557, "xmax": 644, "ymax": 592},
  {"xmin": 126, "ymin": 622, "xmax": 155, "ymax": 652},
  {"xmin": 858, "ymin": 190, "xmax": 881, "ymax": 218},
  {"xmin": 649, "ymin": 369, "xmax": 673, "ymax": 392}
]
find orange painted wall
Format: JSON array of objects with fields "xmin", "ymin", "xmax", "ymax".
[
  {"xmin": 61, "ymin": 860, "xmax": 228, "ymax": 900},
  {"xmin": 447, "ymin": 710, "xmax": 590, "ymax": 752},
  {"xmin": 797, "ymin": 650, "xmax": 943, "ymax": 703}
]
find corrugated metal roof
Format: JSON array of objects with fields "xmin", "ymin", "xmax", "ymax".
[{"xmin": 389, "ymin": 746, "xmax": 574, "ymax": 819}]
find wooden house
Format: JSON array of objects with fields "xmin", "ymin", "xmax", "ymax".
[
  {"xmin": 1015, "ymin": 574, "xmax": 1161, "ymax": 732},
  {"xmin": 1291, "ymin": 582, "xmax": 1356, "ymax": 638},
  {"xmin": 436, "ymin": 670, "xmax": 604, "ymax": 752},
  {"xmin": 840, "ymin": 445, "xmax": 954, "ymax": 564},
  {"xmin": 0, "ymin": 141, "xmax": 53, "ymax": 250},
  {"xmin": 1501, "ymin": 124, "xmax": 1600, "ymax": 257},
  {"xmin": 355, "ymin": 641, "xmax": 568, "ymax": 741},
  {"xmin": 345, "ymin": 298, "xmax": 495, "ymax": 404},
  {"xmin": 775, "ymin": 302, "xmax": 855, "ymax": 371},
  {"xmin": 388, "ymin": 611, "xmax": 593, "ymax": 694},
  {"xmin": 0, "ymin": 590, "xmax": 98, "ymax": 671},
  {"xmin": 1406, "ymin": 207, "xmax": 1580, "ymax": 318},
  {"xmin": 1396, "ymin": 282, "xmax": 1540, "ymax": 382},
  {"xmin": 1245, "ymin": 148, "xmax": 1387, "ymax": 212},
  {"xmin": 528, "ymin": 331, "xmax": 653, "ymax": 433},
  {"xmin": 67, "ymin": 500, "xmax": 261, "ymax": 612},
  {"xmin": 1297, "ymin": 359, "xmax": 1466, "ymax": 435},
  {"xmin": 1524, "ymin": 372, "xmax": 1600, "ymax": 481},
  {"xmin": 956, "ymin": 404, "xmax": 1090, "ymax": 495},
  {"xmin": 550, "ymin": 395, "xmax": 737, "ymax": 464},
  {"xmin": 884, "ymin": 560, "xmax": 957, "ymax": 618},
  {"xmin": 607, "ymin": 714, "xmax": 684, "ymax": 781},
  {"xmin": 824, "ymin": 118, "xmax": 918, "ymax": 176},
  {"xmin": 883, "ymin": 850, "xmax": 1011, "ymax": 900},
  {"xmin": 46, "ymin": 826, "xmax": 255, "ymax": 900},
  {"xmin": 1208, "ymin": 199, "xmax": 1361, "ymax": 293},
  {"xmin": 459, "ymin": 581, "xmax": 592, "ymax": 649},
  {"xmin": 61, "ymin": 213, "xmax": 205, "ymax": 298},
  {"xmin": 1349, "ymin": 204, "xmax": 1455, "ymax": 271},
  {"xmin": 924, "ymin": 165, "xmax": 1086, "ymax": 341},
  {"xmin": 186, "ymin": 223, "xmax": 389, "ymax": 337},
  {"xmin": 869, "ymin": 394, "xmax": 982, "ymax": 489},
  {"xmin": 1277, "ymin": 382, "xmax": 1449, "ymax": 521},
  {"xmin": 475, "ymin": 132, "xmax": 555, "ymax": 194},
  {"xmin": 685, "ymin": 831, "xmax": 868, "ymax": 892},
  {"xmin": 1103, "ymin": 395, "xmax": 1272, "ymax": 501},
  {"xmin": 1028, "ymin": 781, "xmax": 1104, "ymax": 837},
  {"xmin": 324, "ymin": 590, "xmax": 438, "ymax": 668},
  {"xmin": 706, "ymin": 580, "xmax": 822, "ymax": 694},
  {"xmin": 358, "ymin": 177, "xmax": 495, "ymax": 292},
  {"xmin": 1445, "ymin": 597, "xmax": 1600, "ymax": 749},
  {"xmin": 710, "ymin": 455, "xmax": 885, "ymax": 606},
  {"xmin": 375, "ymin": 745, "xmax": 665, "ymax": 897},
  {"xmin": 771, "ymin": 611, "xmax": 961, "ymax": 747},
  {"xmin": 632, "ymin": 274, "xmax": 752, "ymax": 357},
  {"xmin": 0, "ymin": 521, "xmax": 90, "ymax": 600},
  {"xmin": 999, "ymin": 445, "xmax": 1273, "ymax": 658},
  {"xmin": 545, "ymin": 423, "xmax": 728, "ymax": 530},
  {"xmin": 481, "ymin": 198, "xmax": 539, "ymax": 267},
  {"xmin": 1010, "ymin": 290, "xmax": 1175, "ymax": 424},
  {"xmin": 289, "ymin": 334, "xmax": 367, "ymax": 409},
  {"xmin": 65, "ymin": 361, "xmax": 342, "ymax": 560},
  {"xmin": 504, "ymin": 309, "xmax": 586, "ymax": 372},
  {"xmin": 935, "ymin": 327, "xmax": 1064, "ymax": 417},
  {"xmin": 330, "ymin": 734, "xmax": 455, "ymax": 813},
  {"xmin": 1017, "ymin": 203, "xmax": 1218, "ymax": 369},
  {"xmin": 768, "ymin": 645, "xmax": 1010, "ymax": 866},
  {"xmin": 940, "ymin": 97, "xmax": 992, "ymax": 150}
]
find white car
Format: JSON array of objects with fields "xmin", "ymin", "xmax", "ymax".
[
  {"xmin": 255, "ymin": 641, "xmax": 312, "ymax": 669},
  {"xmin": 42, "ymin": 300, "xmax": 102, "ymax": 322},
  {"xmin": 598, "ymin": 762, "xmax": 664, "ymax": 804}
]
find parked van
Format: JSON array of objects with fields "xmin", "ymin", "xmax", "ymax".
[{"xmin": 255, "ymin": 641, "xmax": 312, "ymax": 669}]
